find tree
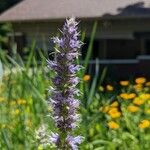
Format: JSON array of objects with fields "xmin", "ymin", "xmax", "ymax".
[{"xmin": 0, "ymin": 0, "xmax": 22, "ymax": 14}]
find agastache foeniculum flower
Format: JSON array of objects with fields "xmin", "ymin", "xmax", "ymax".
[{"xmin": 47, "ymin": 17, "xmax": 84, "ymax": 149}]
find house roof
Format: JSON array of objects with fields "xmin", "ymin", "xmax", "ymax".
[{"xmin": 0, "ymin": 0, "xmax": 150, "ymax": 22}]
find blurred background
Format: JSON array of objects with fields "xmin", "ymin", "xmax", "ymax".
[
  {"xmin": 1, "ymin": 0, "xmax": 150, "ymax": 79},
  {"xmin": 1, "ymin": 0, "xmax": 150, "ymax": 149}
]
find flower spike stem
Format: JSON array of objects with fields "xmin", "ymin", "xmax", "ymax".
[{"xmin": 48, "ymin": 17, "xmax": 84, "ymax": 149}]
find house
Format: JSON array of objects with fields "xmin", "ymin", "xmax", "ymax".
[{"xmin": 1, "ymin": 0, "xmax": 150, "ymax": 78}]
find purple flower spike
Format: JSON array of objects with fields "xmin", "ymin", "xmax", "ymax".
[
  {"xmin": 49, "ymin": 132, "xmax": 60, "ymax": 145},
  {"xmin": 47, "ymin": 17, "xmax": 84, "ymax": 149},
  {"xmin": 52, "ymin": 37, "xmax": 64, "ymax": 47},
  {"xmin": 66, "ymin": 135, "xmax": 84, "ymax": 150}
]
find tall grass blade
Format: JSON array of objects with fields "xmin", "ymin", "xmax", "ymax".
[
  {"xmin": 26, "ymin": 41, "xmax": 36, "ymax": 71},
  {"xmin": 83, "ymin": 21, "xmax": 97, "ymax": 73},
  {"xmin": 1, "ymin": 130, "xmax": 11, "ymax": 150},
  {"xmin": 98, "ymin": 67, "xmax": 107, "ymax": 85},
  {"xmin": 87, "ymin": 58, "xmax": 99, "ymax": 106}
]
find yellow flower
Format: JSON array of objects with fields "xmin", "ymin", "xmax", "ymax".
[
  {"xmin": 17, "ymin": 99, "xmax": 26, "ymax": 105},
  {"xmin": 135, "ymin": 77, "xmax": 146, "ymax": 84},
  {"xmin": 100, "ymin": 106, "xmax": 110, "ymax": 113},
  {"xmin": 138, "ymin": 120, "xmax": 150, "ymax": 129},
  {"xmin": 106, "ymin": 85, "xmax": 114, "ymax": 91},
  {"xmin": 10, "ymin": 101, "xmax": 16, "ymax": 106},
  {"xmin": 83, "ymin": 75, "xmax": 90, "ymax": 81},
  {"xmin": 119, "ymin": 93, "xmax": 136, "ymax": 100},
  {"xmin": 134, "ymin": 84, "xmax": 143, "ymax": 91},
  {"xmin": 110, "ymin": 112, "xmax": 121, "ymax": 118},
  {"xmin": 98, "ymin": 86, "xmax": 104, "ymax": 92},
  {"xmin": 146, "ymin": 82, "xmax": 150, "ymax": 86},
  {"xmin": 0, "ymin": 124, "xmax": 6, "ymax": 129},
  {"xmin": 108, "ymin": 107, "xmax": 118, "ymax": 113},
  {"xmin": 145, "ymin": 109, "xmax": 150, "ymax": 114},
  {"xmin": 111, "ymin": 101, "xmax": 119, "ymax": 107},
  {"xmin": 120, "ymin": 81, "xmax": 129, "ymax": 86},
  {"xmin": 128, "ymin": 93, "xmax": 136, "ymax": 99},
  {"xmin": 12, "ymin": 109, "xmax": 20, "ymax": 115},
  {"xmin": 139, "ymin": 94, "xmax": 150, "ymax": 100},
  {"xmin": 108, "ymin": 121, "xmax": 119, "ymax": 129},
  {"xmin": 120, "ymin": 93, "xmax": 129, "ymax": 100},
  {"xmin": 0, "ymin": 97, "xmax": 5, "ymax": 103},
  {"xmin": 108, "ymin": 108, "xmax": 121, "ymax": 118},
  {"xmin": 127, "ymin": 105, "xmax": 139, "ymax": 113},
  {"xmin": 133, "ymin": 97, "xmax": 145, "ymax": 106},
  {"xmin": 148, "ymin": 100, "xmax": 150, "ymax": 105}
]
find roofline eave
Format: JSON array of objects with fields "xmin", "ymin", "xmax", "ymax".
[{"xmin": 1, "ymin": 15, "xmax": 150, "ymax": 23}]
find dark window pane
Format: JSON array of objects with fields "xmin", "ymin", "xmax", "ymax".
[{"xmin": 106, "ymin": 39, "xmax": 141, "ymax": 59}]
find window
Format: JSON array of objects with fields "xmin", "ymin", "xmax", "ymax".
[
  {"xmin": 82, "ymin": 38, "xmax": 101, "ymax": 60},
  {"xmin": 145, "ymin": 39, "xmax": 150, "ymax": 55},
  {"xmin": 7, "ymin": 32, "xmax": 26, "ymax": 56},
  {"xmin": 106, "ymin": 39, "xmax": 141, "ymax": 59}
]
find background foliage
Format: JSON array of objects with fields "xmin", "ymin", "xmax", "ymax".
[{"xmin": 0, "ymin": 0, "xmax": 22, "ymax": 14}]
